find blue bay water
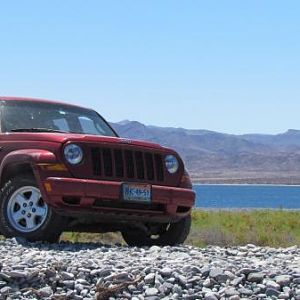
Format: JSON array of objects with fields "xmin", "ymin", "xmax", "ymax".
[{"xmin": 194, "ymin": 184, "xmax": 300, "ymax": 209}]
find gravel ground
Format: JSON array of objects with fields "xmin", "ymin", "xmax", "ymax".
[{"xmin": 0, "ymin": 239, "xmax": 299, "ymax": 300}]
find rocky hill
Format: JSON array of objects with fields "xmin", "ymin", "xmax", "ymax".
[{"xmin": 111, "ymin": 121, "xmax": 300, "ymax": 184}]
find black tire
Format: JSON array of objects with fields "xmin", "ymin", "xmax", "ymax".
[
  {"xmin": 122, "ymin": 215, "xmax": 191, "ymax": 247},
  {"xmin": 0, "ymin": 176, "xmax": 64, "ymax": 243}
]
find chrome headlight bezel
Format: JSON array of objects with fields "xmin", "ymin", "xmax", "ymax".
[
  {"xmin": 64, "ymin": 144, "xmax": 83, "ymax": 165},
  {"xmin": 165, "ymin": 154, "xmax": 179, "ymax": 174}
]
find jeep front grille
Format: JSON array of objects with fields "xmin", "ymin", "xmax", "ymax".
[{"xmin": 90, "ymin": 147, "xmax": 164, "ymax": 182}]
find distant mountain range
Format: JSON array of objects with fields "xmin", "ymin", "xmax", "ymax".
[{"xmin": 110, "ymin": 121, "xmax": 300, "ymax": 184}]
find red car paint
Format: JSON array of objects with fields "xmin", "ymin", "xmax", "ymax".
[{"xmin": 0, "ymin": 97, "xmax": 195, "ymax": 226}]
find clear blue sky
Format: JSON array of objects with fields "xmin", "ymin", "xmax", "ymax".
[{"xmin": 0, "ymin": 1, "xmax": 299, "ymax": 134}]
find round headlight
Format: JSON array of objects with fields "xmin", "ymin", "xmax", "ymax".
[
  {"xmin": 64, "ymin": 144, "xmax": 83, "ymax": 165},
  {"xmin": 165, "ymin": 155, "xmax": 179, "ymax": 174}
]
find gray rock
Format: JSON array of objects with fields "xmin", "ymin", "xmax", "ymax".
[
  {"xmin": 145, "ymin": 287, "xmax": 159, "ymax": 296},
  {"xmin": 80, "ymin": 289, "xmax": 89, "ymax": 297},
  {"xmin": 45, "ymin": 268, "xmax": 56, "ymax": 278},
  {"xmin": 266, "ymin": 280, "xmax": 280, "ymax": 290},
  {"xmin": 7, "ymin": 270, "xmax": 27, "ymax": 279},
  {"xmin": 232, "ymin": 276, "xmax": 244, "ymax": 286},
  {"xmin": 238, "ymin": 287, "xmax": 253, "ymax": 296},
  {"xmin": 201, "ymin": 266, "xmax": 211, "ymax": 277},
  {"xmin": 216, "ymin": 273, "xmax": 229, "ymax": 283},
  {"xmin": 204, "ymin": 292, "xmax": 218, "ymax": 300},
  {"xmin": 172, "ymin": 284, "xmax": 182, "ymax": 295},
  {"xmin": 115, "ymin": 271, "xmax": 130, "ymax": 281},
  {"xmin": 0, "ymin": 272, "xmax": 11, "ymax": 282},
  {"xmin": 144, "ymin": 273, "xmax": 155, "ymax": 284},
  {"xmin": 275, "ymin": 275, "xmax": 292, "ymax": 286},
  {"xmin": 62, "ymin": 280, "xmax": 75, "ymax": 289},
  {"xmin": 282, "ymin": 286, "xmax": 291, "ymax": 294},
  {"xmin": 76, "ymin": 278, "xmax": 90, "ymax": 285},
  {"xmin": 90, "ymin": 269, "xmax": 111, "ymax": 277},
  {"xmin": 149, "ymin": 246, "xmax": 161, "ymax": 252},
  {"xmin": 257, "ymin": 283, "xmax": 266, "ymax": 293},
  {"xmin": 177, "ymin": 274, "xmax": 187, "ymax": 286},
  {"xmin": 203, "ymin": 287, "xmax": 213, "ymax": 293},
  {"xmin": 209, "ymin": 268, "xmax": 223, "ymax": 278},
  {"xmin": 225, "ymin": 288, "xmax": 239, "ymax": 297},
  {"xmin": 247, "ymin": 272, "xmax": 264, "ymax": 283},
  {"xmin": 190, "ymin": 266, "xmax": 201, "ymax": 274},
  {"xmin": 75, "ymin": 283, "xmax": 85, "ymax": 292},
  {"xmin": 127, "ymin": 284, "xmax": 136, "ymax": 292},
  {"xmin": 209, "ymin": 268, "xmax": 229, "ymax": 283},
  {"xmin": 166, "ymin": 277, "xmax": 176, "ymax": 283},
  {"xmin": 293, "ymin": 277, "xmax": 300, "ymax": 284},
  {"xmin": 23, "ymin": 290, "xmax": 33, "ymax": 297},
  {"xmin": 160, "ymin": 267, "xmax": 172, "ymax": 277},
  {"xmin": 61, "ymin": 271, "xmax": 75, "ymax": 280},
  {"xmin": 162, "ymin": 282, "xmax": 174, "ymax": 291},
  {"xmin": 266, "ymin": 288, "xmax": 280, "ymax": 297},
  {"xmin": 38, "ymin": 286, "xmax": 53, "ymax": 297},
  {"xmin": 224, "ymin": 270, "xmax": 236, "ymax": 280},
  {"xmin": 256, "ymin": 294, "xmax": 267, "ymax": 298},
  {"xmin": 155, "ymin": 274, "xmax": 164, "ymax": 284},
  {"xmin": 66, "ymin": 290, "xmax": 75, "ymax": 298},
  {"xmin": 203, "ymin": 278, "xmax": 212, "ymax": 288},
  {"xmin": 278, "ymin": 293, "xmax": 290, "ymax": 299},
  {"xmin": 237, "ymin": 268, "xmax": 257, "ymax": 276},
  {"xmin": 0, "ymin": 286, "xmax": 12, "ymax": 295}
]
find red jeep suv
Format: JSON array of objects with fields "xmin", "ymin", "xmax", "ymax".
[{"xmin": 0, "ymin": 97, "xmax": 195, "ymax": 246}]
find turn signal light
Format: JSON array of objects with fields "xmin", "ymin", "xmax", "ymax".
[
  {"xmin": 44, "ymin": 182, "xmax": 52, "ymax": 192},
  {"xmin": 38, "ymin": 163, "xmax": 67, "ymax": 171},
  {"xmin": 180, "ymin": 170, "xmax": 193, "ymax": 189}
]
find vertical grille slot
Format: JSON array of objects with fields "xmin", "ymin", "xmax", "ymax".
[
  {"xmin": 91, "ymin": 147, "xmax": 102, "ymax": 176},
  {"xmin": 103, "ymin": 148, "xmax": 113, "ymax": 176},
  {"xmin": 114, "ymin": 149, "xmax": 124, "ymax": 177},
  {"xmin": 155, "ymin": 154, "xmax": 164, "ymax": 181},
  {"xmin": 135, "ymin": 151, "xmax": 145, "ymax": 179},
  {"xmin": 145, "ymin": 153, "xmax": 154, "ymax": 180},
  {"xmin": 125, "ymin": 150, "xmax": 135, "ymax": 178}
]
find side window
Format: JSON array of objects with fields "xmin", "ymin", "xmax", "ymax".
[
  {"xmin": 79, "ymin": 116, "xmax": 98, "ymax": 134},
  {"xmin": 78, "ymin": 116, "xmax": 106, "ymax": 135},
  {"xmin": 53, "ymin": 118, "xmax": 70, "ymax": 131}
]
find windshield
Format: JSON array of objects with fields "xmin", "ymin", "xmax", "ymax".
[{"xmin": 0, "ymin": 100, "xmax": 117, "ymax": 137}]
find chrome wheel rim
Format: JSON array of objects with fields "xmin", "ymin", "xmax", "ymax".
[{"xmin": 7, "ymin": 186, "xmax": 48, "ymax": 233}]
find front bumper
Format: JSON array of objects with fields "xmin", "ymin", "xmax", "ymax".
[{"xmin": 42, "ymin": 177, "xmax": 195, "ymax": 222}]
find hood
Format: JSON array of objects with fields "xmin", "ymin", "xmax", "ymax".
[{"xmin": 6, "ymin": 132, "xmax": 165, "ymax": 150}]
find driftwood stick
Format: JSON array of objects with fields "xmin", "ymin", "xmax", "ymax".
[{"xmin": 95, "ymin": 276, "xmax": 141, "ymax": 300}]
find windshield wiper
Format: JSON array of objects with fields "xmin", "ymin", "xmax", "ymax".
[{"xmin": 10, "ymin": 128, "xmax": 70, "ymax": 134}]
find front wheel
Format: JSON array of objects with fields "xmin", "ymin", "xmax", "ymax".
[
  {"xmin": 0, "ymin": 176, "xmax": 64, "ymax": 243},
  {"xmin": 122, "ymin": 215, "xmax": 191, "ymax": 247}
]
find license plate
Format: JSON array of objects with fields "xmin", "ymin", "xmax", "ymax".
[{"xmin": 122, "ymin": 183, "xmax": 151, "ymax": 203}]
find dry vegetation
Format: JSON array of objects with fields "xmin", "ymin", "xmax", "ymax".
[{"xmin": 60, "ymin": 210, "xmax": 300, "ymax": 247}]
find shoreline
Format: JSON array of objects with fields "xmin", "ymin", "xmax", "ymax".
[
  {"xmin": 190, "ymin": 172, "xmax": 300, "ymax": 185},
  {"xmin": 193, "ymin": 207, "xmax": 300, "ymax": 211},
  {"xmin": 191, "ymin": 178, "xmax": 300, "ymax": 185}
]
